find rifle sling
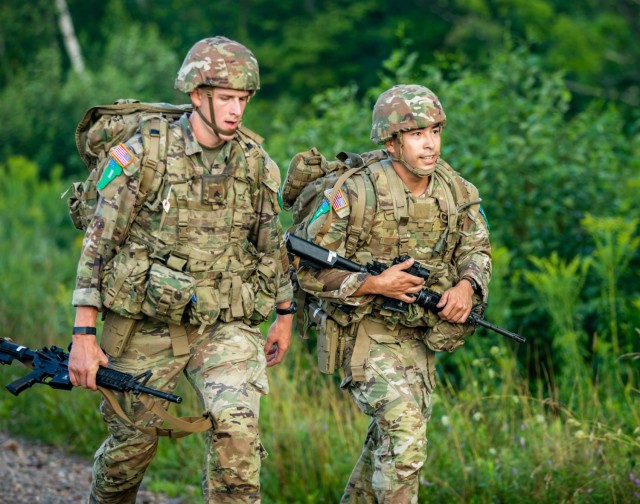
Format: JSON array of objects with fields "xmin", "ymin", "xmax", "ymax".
[{"xmin": 98, "ymin": 386, "xmax": 213, "ymax": 438}]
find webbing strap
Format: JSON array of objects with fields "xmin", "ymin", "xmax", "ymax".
[
  {"xmin": 317, "ymin": 165, "xmax": 365, "ymax": 242},
  {"xmin": 345, "ymin": 175, "xmax": 367, "ymax": 257},
  {"xmin": 350, "ymin": 321, "xmax": 371, "ymax": 382},
  {"xmin": 230, "ymin": 276, "xmax": 244, "ymax": 318},
  {"xmin": 432, "ymin": 167, "xmax": 459, "ymax": 258},
  {"xmin": 98, "ymin": 387, "xmax": 213, "ymax": 438},
  {"xmin": 138, "ymin": 118, "xmax": 163, "ymax": 204},
  {"xmin": 168, "ymin": 323, "xmax": 190, "ymax": 357},
  {"xmin": 380, "ymin": 161, "xmax": 410, "ymax": 255},
  {"xmin": 175, "ymin": 186, "xmax": 190, "ymax": 244}
]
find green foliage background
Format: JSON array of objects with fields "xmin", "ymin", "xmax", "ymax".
[{"xmin": 0, "ymin": 1, "xmax": 638, "ymax": 502}]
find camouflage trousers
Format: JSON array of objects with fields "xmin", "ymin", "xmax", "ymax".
[
  {"xmin": 89, "ymin": 318, "xmax": 269, "ymax": 504},
  {"xmin": 340, "ymin": 318, "xmax": 435, "ymax": 504}
]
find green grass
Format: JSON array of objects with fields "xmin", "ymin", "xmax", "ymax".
[
  {"xmin": 0, "ymin": 156, "xmax": 638, "ymax": 502},
  {"xmin": 2, "ymin": 338, "xmax": 638, "ymax": 503}
]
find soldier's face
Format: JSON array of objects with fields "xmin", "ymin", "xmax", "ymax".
[
  {"xmin": 194, "ymin": 87, "xmax": 251, "ymax": 140},
  {"xmin": 387, "ymin": 124, "xmax": 442, "ymax": 174}
]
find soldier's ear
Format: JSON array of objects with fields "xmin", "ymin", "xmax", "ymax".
[
  {"xmin": 190, "ymin": 88, "xmax": 203, "ymax": 108},
  {"xmin": 385, "ymin": 137, "xmax": 397, "ymax": 155}
]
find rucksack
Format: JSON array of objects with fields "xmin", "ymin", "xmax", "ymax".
[
  {"xmin": 66, "ymin": 99, "xmax": 193, "ymax": 231},
  {"xmin": 282, "ymin": 148, "xmax": 380, "ymax": 251},
  {"xmin": 282, "ymin": 148, "xmax": 383, "ymax": 342}
]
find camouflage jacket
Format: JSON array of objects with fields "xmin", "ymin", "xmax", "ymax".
[
  {"xmin": 297, "ymin": 155, "xmax": 491, "ymax": 328},
  {"xmin": 73, "ymin": 114, "xmax": 293, "ymax": 313}
]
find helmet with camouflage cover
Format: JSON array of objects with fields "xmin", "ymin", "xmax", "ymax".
[
  {"xmin": 370, "ymin": 84, "xmax": 446, "ymax": 144},
  {"xmin": 175, "ymin": 36, "xmax": 260, "ymax": 94}
]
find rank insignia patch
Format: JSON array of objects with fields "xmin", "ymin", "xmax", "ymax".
[
  {"xmin": 331, "ymin": 189, "xmax": 348, "ymax": 212},
  {"xmin": 110, "ymin": 143, "xmax": 134, "ymax": 168}
]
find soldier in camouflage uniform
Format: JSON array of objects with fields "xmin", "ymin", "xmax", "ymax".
[
  {"xmin": 68, "ymin": 37, "xmax": 295, "ymax": 504},
  {"xmin": 295, "ymin": 84, "xmax": 492, "ymax": 503}
]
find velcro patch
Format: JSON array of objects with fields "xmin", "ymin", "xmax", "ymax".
[
  {"xmin": 309, "ymin": 199, "xmax": 330, "ymax": 224},
  {"xmin": 97, "ymin": 158, "xmax": 123, "ymax": 191},
  {"xmin": 110, "ymin": 143, "xmax": 134, "ymax": 168},
  {"xmin": 331, "ymin": 189, "xmax": 348, "ymax": 212},
  {"xmin": 479, "ymin": 205, "xmax": 490, "ymax": 230}
]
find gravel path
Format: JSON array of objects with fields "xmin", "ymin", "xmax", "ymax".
[{"xmin": 0, "ymin": 431, "xmax": 186, "ymax": 503}]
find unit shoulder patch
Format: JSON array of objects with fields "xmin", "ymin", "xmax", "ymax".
[
  {"xmin": 479, "ymin": 205, "xmax": 490, "ymax": 230},
  {"xmin": 309, "ymin": 199, "xmax": 330, "ymax": 225},
  {"xmin": 96, "ymin": 158, "xmax": 123, "ymax": 191}
]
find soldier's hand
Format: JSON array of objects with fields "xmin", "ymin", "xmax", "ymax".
[
  {"xmin": 436, "ymin": 281, "xmax": 475, "ymax": 323},
  {"xmin": 68, "ymin": 335, "xmax": 108, "ymax": 391},
  {"xmin": 356, "ymin": 257, "xmax": 425, "ymax": 302},
  {"xmin": 264, "ymin": 315, "xmax": 292, "ymax": 367}
]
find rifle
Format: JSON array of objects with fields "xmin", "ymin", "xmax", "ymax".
[
  {"xmin": 0, "ymin": 338, "xmax": 182, "ymax": 403},
  {"xmin": 285, "ymin": 233, "xmax": 525, "ymax": 344}
]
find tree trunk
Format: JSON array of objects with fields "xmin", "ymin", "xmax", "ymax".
[{"xmin": 54, "ymin": 0, "xmax": 85, "ymax": 73}]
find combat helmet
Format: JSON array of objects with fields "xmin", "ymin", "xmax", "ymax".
[
  {"xmin": 175, "ymin": 36, "xmax": 259, "ymax": 137},
  {"xmin": 370, "ymin": 84, "xmax": 446, "ymax": 145},
  {"xmin": 175, "ymin": 36, "xmax": 260, "ymax": 93}
]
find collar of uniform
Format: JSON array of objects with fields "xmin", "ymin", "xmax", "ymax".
[{"xmin": 179, "ymin": 114, "xmax": 232, "ymax": 162}]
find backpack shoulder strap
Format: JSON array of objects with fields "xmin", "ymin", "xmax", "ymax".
[
  {"xmin": 137, "ymin": 115, "xmax": 169, "ymax": 208},
  {"xmin": 432, "ymin": 159, "xmax": 482, "ymax": 257},
  {"xmin": 366, "ymin": 156, "xmax": 412, "ymax": 254},
  {"xmin": 235, "ymin": 126, "xmax": 267, "ymax": 186},
  {"xmin": 314, "ymin": 165, "xmax": 364, "ymax": 245},
  {"xmin": 344, "ymin": 173, "xmax": 369, "ymax": 256}
]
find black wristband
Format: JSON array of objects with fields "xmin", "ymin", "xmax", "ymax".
[
  {"xmin": 72, "ymin": 326, "xmax": 97, "ymax": 335},
  {"xmin": 461, "ymin": 277, "xmax": 480, "ymax": 295},
  {"xmin": 275, "ymin": 301, "xmax": 297, "ymax": 315}
]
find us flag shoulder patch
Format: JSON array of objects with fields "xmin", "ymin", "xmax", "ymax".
[
  {"xmin": 110, "ymin": 143, "xmax": 134, "ymax": 168},
  {"xmin": 331, "ymin": 189, "xmax": 348, "ymax": 212}
]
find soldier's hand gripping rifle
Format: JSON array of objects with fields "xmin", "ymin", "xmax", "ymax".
[
  {"xmin": 0, "ymin": 338, "xmax": 182, "ymax": 403},
  {"xmin": 285, "ymin": 233, "xmax": 525, "ymax": 344}
]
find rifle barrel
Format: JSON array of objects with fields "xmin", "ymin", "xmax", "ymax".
[
  {"xmin": 469, "ymin": 314, "xmax": 526, "ymax": 343},
  {"xmin": 135, "ymin": 385, "xmax": 183, "ymax": 404}
]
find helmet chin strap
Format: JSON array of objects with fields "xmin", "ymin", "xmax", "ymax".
[
  {"xmin": 195, "ymin": 88, "xmax": 236, "ymax": 138},
  {"xmin": 389, "ymin": 134, "xmax": 437, "ymax": 178}
]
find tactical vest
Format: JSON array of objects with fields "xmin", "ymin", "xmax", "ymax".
[
  {"xmin": 322, "ymin": 155, "xmax": 480, "ymax": 329},
  {"xmin": 100, "ymin": 123, "xmax": 280, "ymax": 332}
]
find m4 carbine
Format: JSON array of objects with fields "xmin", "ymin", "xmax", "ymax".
[
  {"xmin": 0, "ymin": 338, "xmax": 182, "ymax": 403},
  {"xmin": 285, "ymin": 233, "xmax": 525, "ymax": 344}
]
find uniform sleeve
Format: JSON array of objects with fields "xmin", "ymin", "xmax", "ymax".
[
  {"xmin": 72, "ymin": 139, "xmax": 143, "ymax": 308},
  {"xmin": 252, "ymin": 153, "xmax": 294, "ymax": 304},
  {"xmin": 453, "ymin": 186, "xmax": 492, "ymax": 301},
  {"xmin": 296, "ymin": 178, "xmax": 375, "ymax": 307}
]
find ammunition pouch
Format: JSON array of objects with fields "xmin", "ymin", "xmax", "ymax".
[
  {"xmin": 423, "ymin": 293, "xmax": 483, "ymax": 352},
  {"xmin": 101, "ymin": 311, "xmax": 140, "ymax": 357},
  {"xmin": 249, "ymin": 256, "xmax": 278, "ymax": 324},
  {"xmin": 188, "ymin": 255, "xmax": 278, "ymax": 328},
  {"xmin": 101, "ymin": 242, "xmax": 150, "ymax": 317},
  {"xmin": 308, "ymin": 302, "xmax": 356, "ymax": 374},
  {"xmin": 142, "ymin": 262, "xmax": 195, "ymax": 324}
]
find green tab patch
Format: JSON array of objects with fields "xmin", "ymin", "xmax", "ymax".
[
  {"xmin": 309, "ymin": 199, "xmax": 330, "ymax": 224},
  {"xmin": 479, "ymin": 205, "xmax": 489, "ymax": 230},
  {"xmin": 277, "ymin": 188, "xmax": 284, "ymax": 210},
  {"xmin": 97, "ymin": 159, "xmax": 123, "ymax": 191}
]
